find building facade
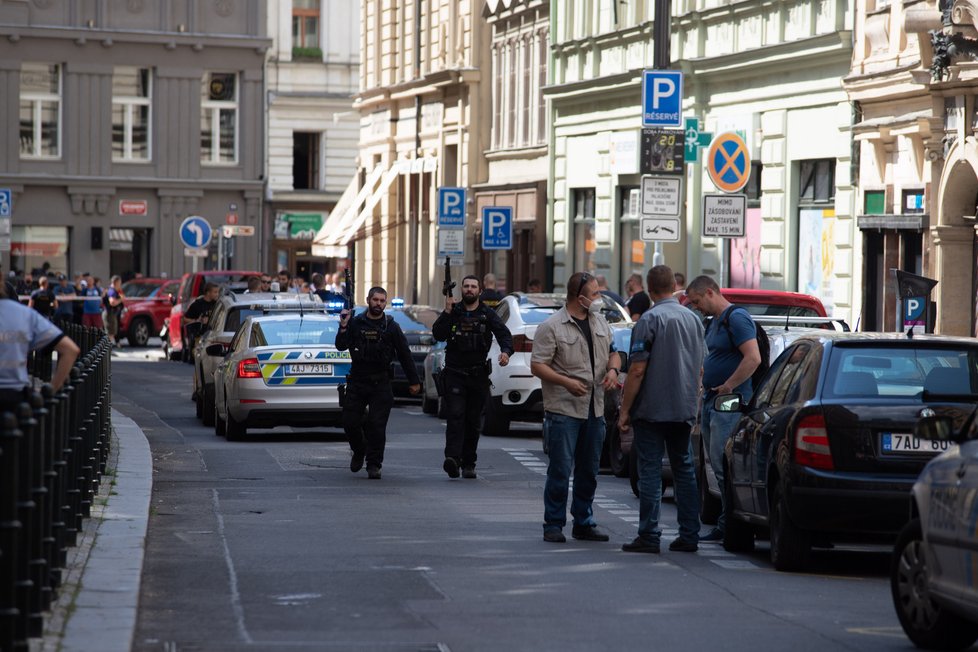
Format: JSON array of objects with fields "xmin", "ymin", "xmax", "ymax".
[
  {"xmin": 477, "ymin": 0, "xmax": 549, "ymax": 293},
  {"xmin": 0, "ymin": 0, "xmax": 269, "ymax": 281},
  {"xmin": 845, "ymin": 0, "xmax": 978, "ymax": 336},
  {"xmin": 264, "ymin": 0, "xmax": 358, "ymax": 281},
  {"xmin": 313, "ymin": 0, "xmax": 491, "ymax": 307},
  {"xmin": 678, "ymin": 0, "xmax": 858, "ymax": 323}
]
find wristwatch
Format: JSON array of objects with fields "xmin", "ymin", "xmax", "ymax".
[{"xmin": 610, "ymin": 368, "xmax": 621, "ymax": 375}]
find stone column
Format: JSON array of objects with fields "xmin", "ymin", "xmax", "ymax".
[{"xmin": 931, "ymin": 223, "xmax": 974, "ymax": 335}]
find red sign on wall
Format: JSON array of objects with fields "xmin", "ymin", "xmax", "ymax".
[{"xmin": 119, "ymin": 200, "xmax": 148, "ymax": 216}]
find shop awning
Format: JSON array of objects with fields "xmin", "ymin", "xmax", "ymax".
[
  {"xmin": 311, "ymin": 165, "xmax": 387, "ymax": 256},
  {"xmin": 332, "ymin": 167, "xmax": 400, "ymax": 245}
]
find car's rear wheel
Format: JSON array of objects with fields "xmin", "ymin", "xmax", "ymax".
[
  {"xmin": 722, "ymin": 468, "xmax": 755, "ymax": 552},
  {"xmin": 422, "ymin": 396, "xmax": 438, "ymax": 415},
  {"xmin": 606, "ymin": 417, "xmax": 629, "ymax": 478},
  {"xmin": 126, "ymin": 316, "xmax": 152, "ymax": 347},
  {"xmin": 214, "ymin": 401, "xmax": 226, "ymax": 438},
  {"xmin": 891, "ymin": 518, "xmax": 978, "ymax": 650},
  {"xmin": 769, "ymin": 480, "xmax": 811, "ymax": 572},
  {"xmin": 483, "ymin": 397, "xmax": 511, "ymax": 437},
  {"xmin": 225, "ymin": 410, "xmax": 246, "ymax": 442},
  {"xmin": 201, "ymin": 385, "xmax": 215, "ymax": 427},
  {"xmin": 698, "ymin": 439, "xmax": 721, "ymax": 525}
]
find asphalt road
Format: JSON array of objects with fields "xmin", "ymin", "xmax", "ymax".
[{"xmin": 110, "ymin": 348, "xmax": 916, "ymax": 652}]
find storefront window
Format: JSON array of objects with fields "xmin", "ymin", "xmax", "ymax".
[
  {"xmin": 572, "ymin": 188, "xmax": 596, "ymax": 273},
  {"xmin": 10, "ymin": 226, "xmax": 69, "ymax": 277}
]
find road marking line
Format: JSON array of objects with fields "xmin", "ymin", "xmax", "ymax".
[
  {"xmin": 211, "ymin": 489, "xmax": 253, "ymax": 644},
  {"xmin": 710, "ymin": 559, "xmax": 759, "ymax": 570}
]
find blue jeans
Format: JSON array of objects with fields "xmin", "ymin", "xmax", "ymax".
[
  {"xmin": 633, "ymin": 421, "xmax": 700, "ymax": 544},
  {"xmin": 700, "ymin": 383, "xmax": 752, "ymax": 531},
  {"xmin": 542, "ymin": 411, "xmax": 605, "ymax": 531}
]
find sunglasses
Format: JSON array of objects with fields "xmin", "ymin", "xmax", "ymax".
[{"xmin": 573, "ymin": 272, "xmax": 593, "ymax": 297}]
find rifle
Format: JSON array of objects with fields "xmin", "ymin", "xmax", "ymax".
[
  {"xmin": 343, "ymin": 267, "xmax": 354, "ymax": 311},
  {"xmin": 442, "ymin": 257, "xmax": 456, "ymax": 298}
]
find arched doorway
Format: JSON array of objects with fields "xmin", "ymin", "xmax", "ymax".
[{"xmin": 934, "ymin": 139, "xmax": 978, "ymax": 335}]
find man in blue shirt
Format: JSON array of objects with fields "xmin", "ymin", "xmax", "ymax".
[
  {"xmin": 52, "ymin": 274, "xmax": 76, "ymax": 323},
  {"xmin": 684, "ymin": 275, "xmax": 761, "ymax": 542},
  {"xmin": 80, "ymin": 280, "xmax": 104, "ymax": 329},
  {"xmin": 0, "ymin": 282, "xmax": 80, "ymax": 413},
  {"xmin": 618, "ymin": 265, "xmax": 705, "ymax": 553}
]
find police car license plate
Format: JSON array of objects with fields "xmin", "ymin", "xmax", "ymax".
[
  {"xmin": 409, "ymin": 345, "xmax": 430, "ymax": 353},
  {"xmin": 880, "ymin": 432, "xmax": 951, "ymax": 454},
  {"xmin": 285, "ymin": 363, "xmax": 333, "ymax": 376}
]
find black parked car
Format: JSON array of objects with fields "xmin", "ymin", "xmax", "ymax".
[
  {"xmin": 714, "ymin": 332, "xmax": 978, "ymax": 572},
  {"xmin": 386, "ymin": 302, "xmax": 440, "ymax": 398}
]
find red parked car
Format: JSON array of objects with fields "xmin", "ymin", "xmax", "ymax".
[
  {"xmin": 681, "ymin": 288, "xmax": 828, "ymax": 319},
  {"xmin": 163, "ymin": 270, "xmax": 261, "ymax": 361},
  {"xmin": 120, "ymin": 277, "xmax": 181, "ymax": 347}
]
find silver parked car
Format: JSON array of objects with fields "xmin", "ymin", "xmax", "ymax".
[
  {"xmin": 192, "ymin": 291, "xmax": 326, "ymax": 426},
  {"xmin": 210, "ymin": 313, "xmax": 349, "ymax": 441}
]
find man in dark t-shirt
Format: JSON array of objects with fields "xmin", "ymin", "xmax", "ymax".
[
  {"xmin": 29, "ymin": 276, "xmax": 56, "ymax": 318},
  {"xmin": 624, "ymin": 273, "xmax": 651, "ymax": 321},
  {"xmin": 182, "ymin": 283, "xmax": 220, "ymax": 361}
]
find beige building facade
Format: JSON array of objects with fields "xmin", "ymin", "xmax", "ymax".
[
  {"xmin": 264, "ymin": 0, "xmax": 359, "ymax": 280},
  {"xmin": 313, "ymin": 0, "xmax": 491, "ymax": 307},
  {"xmin": 845, "ymin": 0, "xmax": 978, "ymax": 335}
]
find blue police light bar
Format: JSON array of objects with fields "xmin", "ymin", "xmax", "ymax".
[
  {"xmin": 326, "ymin": 301, "xmax": 345, "ymax": 313},
  {"xmin": 390, "ymin": 298, "xmax": 405, "ymax": 307}
]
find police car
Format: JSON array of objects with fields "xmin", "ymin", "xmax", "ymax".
[
  {"xmin": 891, "ymin": 412, "xmax": 978, "ymax": 649},
  {"xmin": 209, "ymin": 313, "xmax": 349, "ymax": 441}
]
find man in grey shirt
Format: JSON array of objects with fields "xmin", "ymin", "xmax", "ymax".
[{"xmin": 618, "ymin": 265, "xmax": 705, "ymax": 553}]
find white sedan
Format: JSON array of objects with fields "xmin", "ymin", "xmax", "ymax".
[
  {"xmin": 891, "ymin": 412, "xmax": 978, "ymax": 649},
  {"xmin": 210, "ymin": 313, "xmax": 350, "ymax": 441}
]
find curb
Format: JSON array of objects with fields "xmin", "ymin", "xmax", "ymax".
[{"xmin": 36, "ymin": 409, "xmax": 152, "ymax": 652}]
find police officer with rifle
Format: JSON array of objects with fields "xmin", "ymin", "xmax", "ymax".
[
  {"xmin": 336, "ymin": 274, "xmax": 421, "ymax": 480},
  {"xmin": 432, "ymin": 263, "xmax": 513, "ymax": 479}
]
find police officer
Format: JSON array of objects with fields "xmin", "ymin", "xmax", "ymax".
[
  {"xmin": 432, "ymin": 275, "xmax": 513, "ymax": 479},
  {"xmin": 335, "ymin": 286, "xmax": 420, "ymax": 480},
  {"xmin": 0, "ymin": 281, "xmax": 80, "ymax": 414}
]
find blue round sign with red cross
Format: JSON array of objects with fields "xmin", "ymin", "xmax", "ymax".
[{"xmin": 707, "ymin": 132, "xmax": 751, "ymax": 193}]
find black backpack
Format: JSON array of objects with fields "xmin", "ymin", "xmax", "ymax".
[{"xmin": 719, "ymin": 306, "xmax": 770, "ymax": 392}]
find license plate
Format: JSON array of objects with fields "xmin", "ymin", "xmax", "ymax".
[
  {"xmin": 409, "ymin": 345, "xmax": 430, "ymax": 353},
  {"xmin": 880, "ymin": 432, "xmax": 952, "ymax": 454},
  {"xmin": 284, "ymin": 363, "xmax": 333, "ymax": 376}
]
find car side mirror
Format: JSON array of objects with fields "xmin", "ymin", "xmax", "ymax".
[
  {"xmin": 915, "ymin": 415, "xmax": 955, "ymax": 442},
  {"xmin": 713, "ymin": 393, "xmax": 745, "ymax": 413},
  {"xmin": 205, "ymin": 343, "xmax": 228, "ymax": 357}
]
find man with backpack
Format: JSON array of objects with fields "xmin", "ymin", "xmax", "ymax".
[{"xmin": 684, "ymin": 275, "xmax": 764, "ymax": 543}]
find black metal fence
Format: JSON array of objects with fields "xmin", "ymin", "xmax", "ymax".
[{"xmin": 0, "ymin": 323, "xmax": 112, "ymax": 651}]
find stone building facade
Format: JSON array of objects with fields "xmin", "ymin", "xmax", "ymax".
[{"xmin": 0, "ymin": 0, "xmax": 269, "ymax": 281}]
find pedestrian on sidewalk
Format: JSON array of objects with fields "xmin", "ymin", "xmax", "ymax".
[
  {"xmin": 80, "ymin": 279, "xmax": 104, "ymax": 329},
  {"xmin": 105, "ymin": 275, "xmax": 126, "ymax": 347},
  {"xmin": 0, "ymin": 281, "xmax": 80, "ymax": 414},
  {"xmin": 28, "ymin": 275, "xmax": 57, "ymax": 318},
  {"xmin": 432, "ymin": 275, "xmax": 513, "ymax": 479},
  {"xmin": 624, "ymin": 273, "xmax": 651, "ymax": 321},
  {"xmin": 531, "ymin": 271, "xmax": 621, "ymax": 543},
  {"xmin": 595, "ymin": 274, "xmax": 626, "ymax": 309},
  {"xmin": 684, "ymin": 275, "xmax": 762, "ymax": 542},
  {"xmin": 618, "ymin": 265, "xmax": 704, "ymax": 554},
  {"xmin": 479, "ymin": 273, "xmax": 504, "ymax": 308},
  {"xmin": 335, "ymin": 286, "xmax": 420, "ymax": 480}
]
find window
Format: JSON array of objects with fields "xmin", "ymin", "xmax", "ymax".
[
  {"xmin": 201, "ymin": 72, "xmax": 238, "ymax": 164},
  {"xmin": 112, "ymin": 67, "xmax": 151, "ymax": 161},
  {"xmin": 903, "ymin": 189, "xmax": 925, "ymax": 214},
  {"xmin": 572, "ymin": 188, "xmax": 596, "ymax": 273},
  {"xmin": 20, "ymin": 63, "xmax": 61, "ymax": 158},
  {"xmin": 537, "ymin": 32, "xmax": 548, "ymax": 143},
  {"xmin": 10, "ymin": 226, "xmax": 69, "ymax": 276},
  {"xmin": 798, "ymin": 159, "xmax": 835, "ymax": 203},
  {"xmin": 293, "ymin": 132, "xmax": 320, "ymax": 190},
  {"xmin": 745, "ymin": 162, "xmax": 762, "ymax": 205},
  {"xmin": 864, "ymin": 189, "xmax": 885, "ymax": 214},
  {"xmin": 292, "ymin": 0, "xmax": 320, "ymax": 50}
]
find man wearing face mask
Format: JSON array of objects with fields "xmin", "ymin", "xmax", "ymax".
[
  {"xmin": 432, "ymin": 275, "xmax": 513, "ymax": 479},
  {"xmin": 336, "ymin": 286, "xmax": 421, "ymax": 480},
  {"xmin": 531, "ymin": 272, "xmax": 622, "ymax": 543}
]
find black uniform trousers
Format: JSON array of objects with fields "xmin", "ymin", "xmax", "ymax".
[
  {"xmin": 342, "ymin": 374, "xmax": 395, "ymax": 468},
  {"xmin": 442, "ymin": 366, "xmax": 490, "ymax": 467}
]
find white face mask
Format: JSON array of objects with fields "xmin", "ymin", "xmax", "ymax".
[{"xmin": 586, "ymin": 296, "xmax": 603, "ymax": 315}]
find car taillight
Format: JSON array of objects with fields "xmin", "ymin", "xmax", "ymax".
[
  {"xmin": 237, "ymin": 358, "xmax": 262, "ymax": 379},
  {"xmin": 513, "ymin": 334, "xmax": 533, "ymax": 352},
  {"xmin": 794, "ymin": 413, "xmax": 833, "ymax": 470}
]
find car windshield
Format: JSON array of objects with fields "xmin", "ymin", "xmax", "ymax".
[
  {"xmin": 517, "ymin": 295, "xmax": 628, "ymax": 324},
  {"xmin": 122, "ymin": 282, "xmax": 160, "ymax": 298},
  {"xmin": 251, "ymin": 320, "xmax": 340, "ymax": 347},
  {"xmin": 824, "ymin": 346, "xmax": 978, "ymax": 399},
  {"xmin": 388, "ymin": 307, "xmax": 439, "ymax": 332},
  {"xmin": 741, "ymin": 303, "xmax": 821, "ymax": 318}
]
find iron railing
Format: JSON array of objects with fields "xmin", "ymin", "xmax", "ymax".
[{"xmin": 0, "ymin": 323, "xmax": 112, "ymax": 650}]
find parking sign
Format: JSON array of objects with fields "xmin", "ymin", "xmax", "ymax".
[
  {"xmin": 481, "ymin": 207, "xmax": 513, "ymax": 250},
  {"xmin": 642, "ymin": 70, "xmax": 683, "ymax": 128},
  {"xmin": 0, "ymin": 189, "xmax": 10, "ymax": 218},
  {"xmin": 438, "ymin": 187, "xmax": 466, "ymax": 227}
]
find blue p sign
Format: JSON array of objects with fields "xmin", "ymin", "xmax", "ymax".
[
  {"xmin": 0, "ymin": 189, "xmax": 10, "ymax": 218},
  {"xmin": 641, "ymin": 70, "xmax": 683, "ymax": 128},
  {"xmin": 481, "ymin": 207, "xmax": 512, "ymax": 250},
  {"xmin": 438, "ymin": 187, "xmax": 466, "ymax": 228}
]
